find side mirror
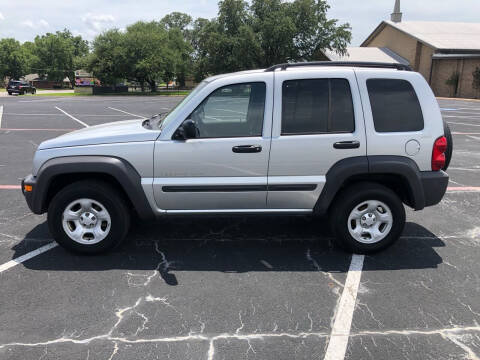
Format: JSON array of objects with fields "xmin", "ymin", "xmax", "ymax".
[
  {"xmin": 183, "ymin": 119, "xmax": 197, "ymax": 139},
  {"xmin": 172, "ymin": 119, "xmax": 197, "ymax": 140}
]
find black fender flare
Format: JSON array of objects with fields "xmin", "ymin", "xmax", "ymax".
[
  {"xmin": 31, "ymin": 156, "xmax": 155, "ymax": 220},
  {"xmin": 368, "ymin": 155, "xmax": 425, "ymax": 210},
  {"xmin": 314, "ymin": 155, "xmax": 426, "ymax": 215}
]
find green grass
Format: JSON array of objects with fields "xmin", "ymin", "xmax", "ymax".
[
  {"xmin": 32, "ymin": 92, "xmax": 87, "ymax": 97},
  {"xmin": 28, "ymin": 90, "xmax": 190, "ymax": 97},
  {"xmin": 35, "ymin": 88, "xmax": 71, "ymax": 91},
  {"xmin": 0, "ymin": 88, "xmax": 5, "ymax": 92},
  {"xmin": 117, "ymin": 90, "xmax": 191, "ymax": 96}
]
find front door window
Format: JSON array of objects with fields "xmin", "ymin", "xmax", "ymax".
[{"xmin": 189, "ymin": 82, "xmax": 266, "ymax": 138}]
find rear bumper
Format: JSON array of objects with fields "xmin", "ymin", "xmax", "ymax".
[
  {"xmin": 21, "ymin": 175, "xmax": 40, "ymax": 214},
  {"xmin": 420, "ymin": 170, "xmax": 449, "ymax": 207}
]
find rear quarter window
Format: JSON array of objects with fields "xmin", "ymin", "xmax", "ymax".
[{"xmin": 367, "ymin": 79, "xmax": 424, "ymax": 132}]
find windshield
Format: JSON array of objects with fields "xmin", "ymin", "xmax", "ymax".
[{"xmin": 159, "ymin": 80, "xmax": 209, "ymax": 130}]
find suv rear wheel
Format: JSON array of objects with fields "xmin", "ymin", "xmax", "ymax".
[
  {"xmin": 330, "ymin": 182, "xmax": 406, "ymax": 254},
  {"xmin": 48, "ymin": 180, "xmax": 130, "ymax": 254}
]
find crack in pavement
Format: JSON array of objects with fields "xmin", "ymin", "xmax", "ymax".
[{"xmin": 1, "ymin": 326, "xmax": 479, "ymax": 357}]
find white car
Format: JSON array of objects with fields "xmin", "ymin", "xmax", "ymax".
[{"xmin": 22, "ymin": 62, "xmax": 452, "ymax": 254}]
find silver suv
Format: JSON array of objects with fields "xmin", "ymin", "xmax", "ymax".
[{"xmin": 22, "ymin": 62, "xmax": 452, "ymax": 254}]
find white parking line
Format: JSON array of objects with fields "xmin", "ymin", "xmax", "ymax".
[
  {"xmin": 0, "ymin": 242, "xmax": 57, "ymax": 274},
  {"xmin": 443, "ymin": 115, "xmax": 480, "ymax": 119},
  {"xmin": 55, "ymin": 106, "xmax": 89, "ymax": 127},
  {"xmin": 108, "ymin": 107, "xmax": 147, "ymax": 119},
  {"xmin": 324, "ymin": 254, "xmax": 365, "ymax": 360},
  {"xmin": 447, "ymin": 121, "xmax": 480, "ymax": 127},
  {"xmin": 447, "ymin": 186, "xmax": 480, "ymax": 192},
  {"xmin": 4, "ymin": 113, "xmax": 130, "ymax": 117},
  {"xmin": 0, "ymin": 105, "xmax": 3, "ymax": 128}
]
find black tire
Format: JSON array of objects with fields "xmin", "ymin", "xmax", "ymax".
[
  {"xmin": 330, "ymin": 182, "xmax": 406, "ymax": 254},
  {"xmin": 443, "ymin": 120, "xmax": 453, "ymax": 170},
  {"xmin": 7, "ymin": 92, "xmax": 11, "ymax": 95},
  {"xmin": 47, "ymin": 180, "xmax": 131, "ymax": 254}
]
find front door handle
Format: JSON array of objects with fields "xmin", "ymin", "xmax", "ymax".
[
  {"xmin": 232, "ymin": 145, "xmax": 262, "ymax": 153},
  {"xmin": 333, "ymin": 141, "xmax": 360, "ymax": 149}
]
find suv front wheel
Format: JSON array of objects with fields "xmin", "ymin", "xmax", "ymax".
[
  {"xmin": 330, "ymin": 182, "xmax": 406, "ymax": 254},
  {"xmin": 48, "ymin": 180, "xmax": 130, "ymax": 254}
]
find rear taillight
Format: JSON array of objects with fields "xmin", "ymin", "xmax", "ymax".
[{"xmin": 432, "ymin": 136, "xmax": 447, "ymax": 171}]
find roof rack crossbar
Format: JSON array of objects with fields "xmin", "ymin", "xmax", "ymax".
[{"xmin": 264, "ymin": 61, "xmax": 412, "ymax": 72}]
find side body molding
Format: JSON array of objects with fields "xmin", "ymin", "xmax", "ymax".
[
  {"xmin": 32, "ymin": 156, "xmax": 155, "ymax": 219},
  {"xmin": 314, "ymin": 155, "xmax": 427, "ymax": 215}
]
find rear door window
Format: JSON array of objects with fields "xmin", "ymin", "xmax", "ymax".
[
  {"xmin": 281, "ymin": 79, "xmax": 354, "ymax": 135},
  {"xmin": 367, "ymin": 79, "xmax": 424, "ymax": 132}
]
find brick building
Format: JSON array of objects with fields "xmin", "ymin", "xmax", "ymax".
[{"xmin": 326, "ymin": 0, "xmax": 480, "ymax": 98}]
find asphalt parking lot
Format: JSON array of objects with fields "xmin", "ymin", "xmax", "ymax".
[{"xmin": 0, "ymin": 94, "xmax": 479, "ymax": 360}]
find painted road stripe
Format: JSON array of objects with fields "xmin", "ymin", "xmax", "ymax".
[
  {"xmin": 452, "ymin": 132, "xmax": 480, "ymax": 135},
  {"xmin": 443, "ymin": 115, "xmax": 480, "ymax": 119},
  {"xmin": 0, "ymin": 185, "xmax": 20, "ymax": 190},
  {"xmin": 108, "ymin": 107, "xmax": 146, "ymax": 119},
  {"xmin": 4, "ymin": 113, "xmax": 131, "ymax": 117},
  {"xmin": 324, "ymin": 254, "xmax": 364, "ymax": 360},
  {"xmin": 447, "ymin": 121, "xmax": 480, "ymax": 127},
  {"xmin": 447, "ymin": 187, "xmax": 480, "ymax": 192},
  {"xmin": 0, "ymin": 128, "xmax": 75, "ymax": 132},
  {"xmin": 0, "ymin": 105, "xmax": 3, "ymax": 128},
  {"xmin": 55, "ymin": 106, "xmax": 89, "ymax": 127},
  {"xmin": 0, "ymin": 242, "xmax": 57, "ymax": 274}
]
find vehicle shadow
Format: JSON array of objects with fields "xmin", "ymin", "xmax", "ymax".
[{"xmin": 14, "ymin": 216, "xmax": 445, "ymax": 286}]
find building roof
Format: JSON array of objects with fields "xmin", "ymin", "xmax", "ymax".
[
  {"xmin": 23, "ymin": 73, "xmax": 40, "ymax": 82},
  {"xmin": 75, "ymin": 69, "xmax": 93, "ymax": 77},
  {"xmin": 324, "ymin": 47, "xmax": 409, "ymax": 65},
  {"xmin": 362, "ymin": 21, "xmax": 480, "ymax": 51}
]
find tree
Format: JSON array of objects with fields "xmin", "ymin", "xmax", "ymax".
[
  {"xmin": 88, "ymin": 29, "xmax": 127, "ymax": 86},
  {"xmin": 473, "ymin": 67, "xmax": 480, "ymax": 99},
  {"xmin": 90, "ymin": 20, "xmax": 193, "ymax": 90},
  {"xmin": 160, "ymin": 13, "xmax": 194, "ymax": 87},
  {"xmin": 0, "ymin": 38, "xmax": 32, "ymax": 80},
  {"xmin": 191, "ymin": 0, "xmax": 351, "ymax": 80},
  {"xmin": 445, "ymin": 72, "xmax": 460, "ymax": 97},
  {"xmin": 33, "ymin": 30, "xmax": 89, "ymax": 87},
  {"xmin": 122, "ymin": 21, "xmax": 174, "ymax": 91},
  {"xmin": 160, "ymin": 12, "xmax": 192, "ymax": 34}
]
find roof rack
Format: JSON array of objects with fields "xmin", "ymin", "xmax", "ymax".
[{"xmin": 264, "ymin": 61, "xmax": 412, "ymax": 72}]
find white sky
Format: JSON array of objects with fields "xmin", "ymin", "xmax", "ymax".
[{"xmin": 1, "ymin": 0, "xmax": 480, "ymax": 46}]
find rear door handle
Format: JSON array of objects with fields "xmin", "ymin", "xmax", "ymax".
[
  {"xmin": 232, "ymin": 145, "xmax": 262, "ymax": 153},
  {"xmin": 333, "ymin": 141, "xmax": 360, "ymax": 149}
]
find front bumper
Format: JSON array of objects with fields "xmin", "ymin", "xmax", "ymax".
[
  {"xmin": 21, "ymin": 174, "xmax": 39, "ymax": 213},
  {"xmin": 420, "ymin": 170, "xmax": 449, "ymax": 207}
]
